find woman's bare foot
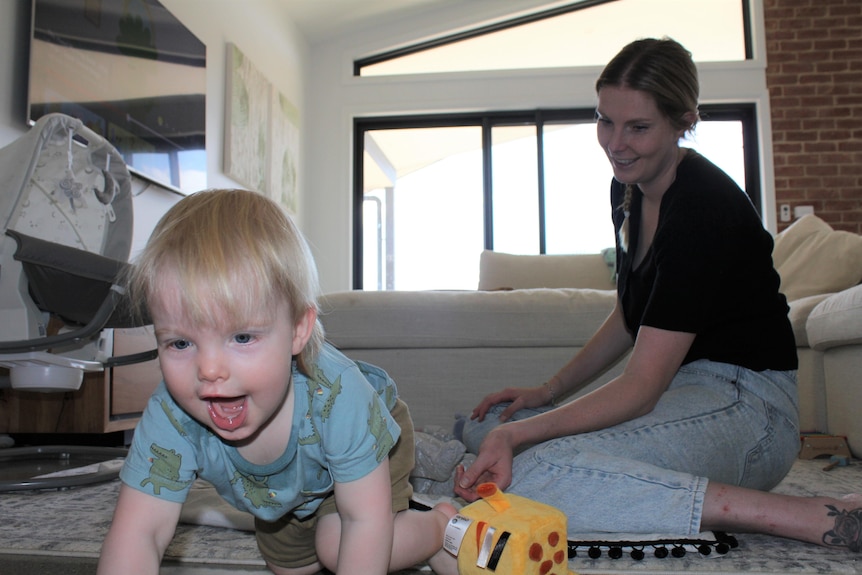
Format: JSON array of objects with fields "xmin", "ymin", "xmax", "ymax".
[{"xmin": 427, "ymin": 502, "xmax": 459, "ymax": 575}]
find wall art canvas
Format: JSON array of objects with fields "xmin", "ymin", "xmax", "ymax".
[
  {"xmin": 268, "ymin": 90, "xmax": 300, "ymax": 213},
  {"xmin": 224, "ymin": 43, "xmax": 270, "ymax": 193}
]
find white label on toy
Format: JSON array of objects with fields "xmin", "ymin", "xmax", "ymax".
[
  {"xmin": 443, "ymin": 514, "xmax": 472, "ymax": 557},
  {"xmin": 476, "ymin": 525, "xmax": 497, "ymax": 568}
]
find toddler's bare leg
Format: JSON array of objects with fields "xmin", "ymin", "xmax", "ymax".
[
  {"xmin": 317, "ymin": 502, "xmax": 459, "ymax": 573},
  {"xmin": 425, "ymin": 504, "xmax": 459, "ymax": 575},
  {"xmin": 392, "ymin": 503, "xmax": 458, "ymax": 574}
]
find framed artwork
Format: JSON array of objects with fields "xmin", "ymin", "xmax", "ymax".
[
  {"xmin": 223, "ymin": 43, "xmax": 301, "ymax": 213},
  {"xmin": 268, "ymin": 90, "xmax": 300, "ymax": 213},
  {"xmin": 224, "ymin": 43, "xmax": 270, "ymax": 194}
]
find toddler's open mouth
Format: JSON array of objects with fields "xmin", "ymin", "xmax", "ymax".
[{"xmin": 207, "ymin": 397, "xmax": 247, "ymax": 431}]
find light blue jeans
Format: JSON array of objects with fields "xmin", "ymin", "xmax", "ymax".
[{"xmin": 461, "ymin": 359, "xmax": 799, "ymax": 535}]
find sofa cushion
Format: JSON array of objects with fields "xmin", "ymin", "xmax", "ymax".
[
  {"xmin": 806, "ymin": 284, "xmax": 862, "ymax": 351},
  {"xmin": 478, "ymin": 250, "xmax": 616, "ymax": 291},
  {"xmin": 772, "ymin": 214, "xmax": 862, "ymax": 301},
  {"xmin": 320, "ymin": 288, "xmax": 616, "ymax": 349}
]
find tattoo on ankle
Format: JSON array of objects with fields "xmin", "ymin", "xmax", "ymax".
[{"xmin": 822, "ymin": 505, "xmax": 862, "ymax": 552}]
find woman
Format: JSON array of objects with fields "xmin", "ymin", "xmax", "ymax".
[{"xmin": 454, "ymin": 37, "xmax": 861, "ymax": 552}]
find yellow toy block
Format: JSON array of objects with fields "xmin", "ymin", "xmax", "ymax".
[{"xmin": 444, "ymin": 483, "xmax": 576, "ymax": 575}]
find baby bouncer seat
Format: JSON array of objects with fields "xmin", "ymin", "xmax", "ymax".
[{"xmin": 0, "ymin": 113, "xmax": 144, "ymax": 392}]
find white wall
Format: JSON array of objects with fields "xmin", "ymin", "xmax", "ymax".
[
  {"xmin": 303, "ymin": 0, "xmax": 776, "ymax": 294},
  {"xmin": 0, "ymin": 0, "xmax": 308, "ymax": 256}
]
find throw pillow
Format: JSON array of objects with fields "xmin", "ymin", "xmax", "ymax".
[
  {"xmin": 601, "ymin": 246, "xmax": 617, "ymax": 283},
  {"xmin": 478, "ymin": 250, "xmax": 616, "ymax": 291},
  {"xmin": 772, "ymin": 215, "xmax": 862, "ymax": 302}
]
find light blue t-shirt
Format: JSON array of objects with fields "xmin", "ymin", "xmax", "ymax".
[{"xmin": 120, "ymin": 343, "xmax": 401, "ymax": 521}]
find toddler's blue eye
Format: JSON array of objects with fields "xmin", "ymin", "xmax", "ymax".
[
  {"xmin": 171, "ymin": 339, "xmax": 191, "ymax": 350},
  {"xmin": 234, "ymin": 333, "xmax": 253, "ymax": 344}
]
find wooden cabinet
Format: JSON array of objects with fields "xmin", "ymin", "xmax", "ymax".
[{"xmin": 0, "ymin": 327, "xmax": 161, "ymax": 434}]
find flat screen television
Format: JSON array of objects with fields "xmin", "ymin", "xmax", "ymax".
[{"xmin": 28, "ymin": 0, "xmax": 206, "ymax": 194}]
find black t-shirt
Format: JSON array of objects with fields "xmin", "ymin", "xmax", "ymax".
[{"xmin": 613, "ymin": 150, "xmax": 798, "ymax": 371}]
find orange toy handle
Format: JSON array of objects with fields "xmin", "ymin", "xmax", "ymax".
[{"xmin": 477, "ymin": 483, "xmax": 511, "ymax": 513}]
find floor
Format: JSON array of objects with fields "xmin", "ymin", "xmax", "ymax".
[
  {"xmin": 0, "ymin": 555, "xmax": 271, "ymax": 575},
  {"xmin": 1, "ymin": 435, "xmax": 860, "ymax": 575},
  {"xmin": 0, "ymin": 437, "xmax": 275, "ymax": 574},
  {"xmin": 0, "ymin": 553, "xmax": 432, "ymax": 574}
]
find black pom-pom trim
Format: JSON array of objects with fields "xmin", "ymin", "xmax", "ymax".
[{"xmin": 566, "ymin": 532, "xmax": 737, "ymax": 561}]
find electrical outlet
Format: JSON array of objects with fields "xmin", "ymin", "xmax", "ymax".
[
  {"xmin": 780, "ymin": 204, "xmax": 791, "ymax": 222},
  {"xmin": 794, "ymin": 205, "xmax": 814, "ymax": 219}
]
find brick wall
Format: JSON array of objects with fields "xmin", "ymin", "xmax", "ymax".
[{"xmin": 764, "ymin": 0, "xmax": 862, "ymax": 233}]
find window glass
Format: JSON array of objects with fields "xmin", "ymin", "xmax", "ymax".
[
  {"xmin": 491, "ymin": 125, "xmax": 539, "ymax": 254},
  {"xmin": 362, "ymin": 127, "xmax": 484, "ymax": 290},
  {"xmin": 359, "ymin": 0, "xmax": 745, "ymax": 76},
  {"xmin": 359, "ymin": 113, "xmax": 751, "ymax": 290},
  {"xmin": 681, "ymin": 121, "xmax": 746, "ymax": 191},
  {"xmin": 178, "ymin": 149, "xmax": 207, "ymax": 192},
  {"xmin": 543, "ymin": 123, "xmax": 615, "ymax": 254}
]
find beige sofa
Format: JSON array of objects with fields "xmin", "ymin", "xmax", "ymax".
[{"xmin": 319, "ymin": 215, "xmax": 862, "ymax": 457}]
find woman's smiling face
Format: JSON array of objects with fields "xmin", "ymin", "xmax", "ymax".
[
  {"xmin": 149, "ymin": 273, "xmax": 311, "ymax": 445},
  {"xmin": 596, "ymin": 86, "xmax": 688, "ymax": 197}
]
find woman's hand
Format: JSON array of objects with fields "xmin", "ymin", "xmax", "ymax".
[
  {"xmin": 470, "ymin": 382, "xmax": 553, "ymax": 423},
  {"xmin": 453, "ymin": 426, "xmax": 516, "ymax": 502}
]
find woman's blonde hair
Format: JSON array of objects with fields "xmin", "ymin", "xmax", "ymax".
[
  {"xmin": 128, "ymin": 189, "xmax": 324, "ymax": 374},
  {"xmin": 595, "ymin": 37, "xmax": 700, "ymax": 251}
]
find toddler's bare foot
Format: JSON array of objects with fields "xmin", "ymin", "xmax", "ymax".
[
  {"xmin": 822, "ymin": 495, "xmax": 862, "ymax": 552},
  {"xmin": 428, "ymin": 502, "xmax": 459, "ymax": 575}
]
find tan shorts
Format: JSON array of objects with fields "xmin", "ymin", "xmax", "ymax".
[{"xmin": 254, "ymin": 398, "xmax": 415, "ymax": 569}]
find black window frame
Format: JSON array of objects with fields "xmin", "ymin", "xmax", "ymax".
[{"xmin": 353, "ymin": 104, "xmax": 760, "ymax": 289}]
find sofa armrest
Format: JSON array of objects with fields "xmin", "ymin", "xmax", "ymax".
[
  {"xmin": 806, "ymin": 284, "xmax": 862, "ymax": 351},
  {"xmin": 787, "ymin": 294, "xmax": 831, "ymax": 347}
]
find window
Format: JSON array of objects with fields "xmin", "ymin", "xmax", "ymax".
[
  {"xmin": 356, "ymin": 0, "xmax": 748, "ymax": 76},
  {"xmin": 355, "ymin": 105, "xmax": 758, "ymax": 290},
  {"xmin": 360, "ymin": 124, "xmax": 484, "ymax": 291},
  {"xmin": 351, "ymin": 0, "xmax": 756, "ymax": 291}
]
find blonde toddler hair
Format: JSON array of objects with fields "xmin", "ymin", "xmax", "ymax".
[{"xmin": 128, "ymin": 189, "xmax": 324, "ymax": 374}]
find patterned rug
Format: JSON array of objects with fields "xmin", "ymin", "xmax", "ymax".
[{"xmin": 0, "ymin": 458, "xmax": 859, "ymax": 574}]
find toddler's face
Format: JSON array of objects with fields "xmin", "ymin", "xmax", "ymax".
[{"xmin": 148, "ymin": 275, "xmax": 312, "ymax": 447}]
